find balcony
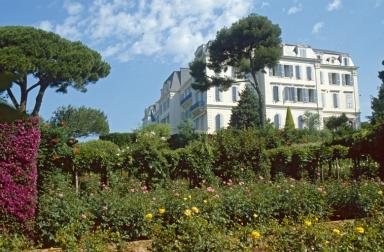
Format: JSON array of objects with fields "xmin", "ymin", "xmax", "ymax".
[
  {"xmin": 180, "ymin": 92, "xmax": 192, "ymax": 107},
  {"xmin": 189, "ymin": 100, "xmax": 205, "ymax": 118}
]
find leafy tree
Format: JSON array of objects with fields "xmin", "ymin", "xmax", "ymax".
[
  {"xmin": 284, "ymin": 107, "xmax": 295, "ymax": 130},
  {"xmin": 170, "ymin": 120, "xmax": 198, "ymax": 148},
  {"xmin": 189, "ymin": 14, "xmax": 282, "ymax": 126},
  {"xmin": 370, "ymin": 60, "xmax": 384, "ymax": 124},
  {"xmin": 303, "ymin": 111, "xmax": 320, "ymax": 131},
  {"xmin": 50, "ymin": 105, "xmax": 109, "ymax": 138},
  {"xmin": 0, "ymin": 71, "xmax": 26, "ymax": 122},
  {"xmin": 229, "ymin": 85, "xmax": 260, "ymax": 129},
  {"xmin": 325, "ymin": 113, "xmax": 352, "ymax": 138},
  {"xmin": 0, "ymin": 26, "xmax": 110, "ymax": 116}
]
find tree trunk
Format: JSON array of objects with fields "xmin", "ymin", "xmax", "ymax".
[
  {"xmin": 6, "ymin": 88, "xmax": 19, "ymax": 109},
  {"xmin": 32, "ymin": 83, "xmax": 48, "ymax": 116},
  {"xmin": 250, "ymin": 71, "xmax": 265, "ymax": 127},
  {"xmin": 19, "ymin": 76, "xmax": 28, "ymax": 113},
  {"xmin": 72, "ymin": 167, "xmax": 79, "ymax": 193}
]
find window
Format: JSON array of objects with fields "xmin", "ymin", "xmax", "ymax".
[
  {"xmin": 298, "ymin": 116, "xmax": 304, "ymax": 129},
  {"xmin": 295, "ymin": 65, "xmax": 301, "ymax": 79},
  {"xmin": 346, "ymin": 93, "xmax": 353, "ymax": 109},
  {"xmin": 274, "ymin": 114, "xmax": 281, "ymax": 128},
  {"xmin": 342, "ymin": 74, "xmax": 353, "ymax": 86},
  {"xmin": 284, "ymin": 87, "xmax": 296, "ymax": 102},
  {"xmin": 329, "ymin": 73, "xmax": 340, "ymax": 85},
  {"xmin": 215, "ymin": 114, "xmax": 222, "ymax": 131},
  {"xmin": 273, "ymin": 86, "xmax": 279, "ymax": 102},
  {"xmin": 303, "ymin": 88, "xmax": 309, "ymax": 102},
  {"xmin": 343, "ymin": 58, "xmax": 349, "ymax": 66},
  {"xmin": 320, "ymin": 71, "xmax": 324, "ymax": 84},
  {"xmin": 333, "ymin": 93, "xmax": 339, "ymax": 108},
  {"xmin": 299, "ymin": 48, "xmax": 307, "ymax": 57},
  {"xmin": 215, "ymin": 86, "xmax": 222, "ymax": 102},
  {"xmin": 284, "ymin": 65, "xmax": 294, "ymax": 77},
  {"xmin": 306, "ymin": 67, "xmax": 312, "ymax": 80},
  {"xmin": 232, "ymin": 86, "xmax": 239, "ymax": 102},
  {"xmin": 297, "ymin": 88, "xmax": 303, "ymax": 102},
  {"xmin": 200, "ymin": 115, "xmax": 205, "ymax": 130},
  {"xmin": 308, "ymin": 89, "xmax": 316, "ymax": 103},
  {"xmin": 322, "ymin": 92, "xmax": 326, "ymax": 108}
]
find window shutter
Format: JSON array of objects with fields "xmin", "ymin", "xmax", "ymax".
[
  {"xmin": 278, "ymin": 64, "xmax": 284, "ymax": 77},
  {"xmin": 328, "ymin": 73, "xmax": 332, "ymax": 84},
  {"xmin": 273, "ymin": 86, "xmax": 279, "ymax": 101},
  {"xmin": 320, "ymin": 71, "xmax": 324, "ymax": 84},
  {"xmin": 303, "ymin": 89, "xmax": 309, "ymax": 102},
  {"xmin": 306, "ymin": 67, "xmax": 312, "ymax": 80},
  {"xmin": 284, "ymin": 87, "xmax": 288, "ymax": 101},
  {"xmin": 232, "ymin": 86, "xmax": 237, "ymax": 102},
  {"xmin": 292, "ymin": 87, "xmax": 297, "ymax": 102},
  {"xmin": 289, "ymin": 65, "xmax": 294, "ymax": 77},
  {"xmin": 295, "ymin": 65, "xmax": 301, "ymax": 79},
  {"xmin": 342, "ymin": 74, "xmax": 346, "ymax": 85},
  {"xmin": 335, "ymin": 74, "xmax": 340, "ymax": 85},
  {"xmin": 269, "ymin": 67, "xmax": 273, "ymax": 76},
  {"xmin": 215, "ymin": 87, "xmax": 222, "ymax": 102}
]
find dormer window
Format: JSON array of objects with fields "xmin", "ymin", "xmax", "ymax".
[
  {"xmin": 298, "ymin": 48, "xmax": 307, "ymax": 58},
  {"xmin": 343, "ymin": 58, "xmax": 349, "ymax": 66}
]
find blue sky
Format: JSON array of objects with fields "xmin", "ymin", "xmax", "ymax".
[{"xmin": 1, "ymin": 0, "xmax": 383, "ymax": 132}]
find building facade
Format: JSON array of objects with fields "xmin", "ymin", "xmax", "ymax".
[{"xmin": 143, "ymin": 43, "xmax": 360, "ymax": 134}]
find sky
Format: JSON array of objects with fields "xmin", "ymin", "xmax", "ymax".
[{"xmin": 0, "ymin": 0, "xmax": 383, "ymax": 132}]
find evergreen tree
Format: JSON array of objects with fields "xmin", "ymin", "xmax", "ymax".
[
  {"xmin": 371, "ymin": 61, "xmax": 384, "ymax": 124},
  {"xmin": 229, "ymin": 86, "xmax": 260, "ymax": 129},
  {"xmin": 284, "ymin": 107, "xmax": 295, "ymax": 130}
]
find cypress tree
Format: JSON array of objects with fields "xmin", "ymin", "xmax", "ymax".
[
  {"xmin": 229, "ymin": 85, "xmax": 260, "ymax": 129},
  {"xmin": 284, "ymin": 107, "xmax": 295, "ymax": 130}
]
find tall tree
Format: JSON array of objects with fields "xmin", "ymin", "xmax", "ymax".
[
  {"xmin": 190, "ymin": 14, "xmax": 282, "ymax": 126},
  {"xmin": 50, "ymin": 105, "xmax": 109, "ymax": 138},
  {"xmin": 229, "ymin": 85, "xmax": 260, "ymax": 129},
  {"xmin": 371, "ymin": 60, "xmax": 384, "ymax": 124},
  {"xmin": 303, "ymin": 111, "xmax": 320, "ymax": 131},
  {"xmin": 0, "ymin": 26, "xmax": 110, "ymax": 116},
  {"xmin": 284, "ymin": 107, "xmax": 295, "ymax": 130}
]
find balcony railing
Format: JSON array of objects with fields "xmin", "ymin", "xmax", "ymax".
[{"xmin": 180, "ymin": 93, "xmax": 192, "ymax": 105}]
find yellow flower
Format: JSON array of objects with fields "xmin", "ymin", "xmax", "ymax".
[
  {"xmin": 188, "ymin": 195, "xmax": 192, "ymax": 200},
  {"xmin": 304, "ymin": 220, "xmax": 312, "ymax": 227},
  {"xmin": 378, "ymin": 190, "xmax": 383, "ymax": 195},
  {"xmin": 203, "ymin": 200, "xmax": 208, "ymax": 204},
  {"xmin": 145, "ymin": 213, "xmax": 153, "ymax": 220},
  {"xmin": 314, "ymin": 217, "xmax": 319, "ymax": 222},
  {"xmin": 355, "ymin": 227, "xmax": 364, "ymax": 234},
  {"xmin": 325, "ymin": 240, "xmax": 329, "ymax": 244},
  {"xmin": 159, "ymin": 208, "xmax": 165, "ymax": 214},
  {"xmin": 253, "ymin": 213, "xmax": 258, "ymax": 218},
  {"xmin": 332, "ymin": 228, "xmax": 341, "ymax": 236},
  {"xmin": 191, "ymin": 206, "xmax": 199, "ymax": 214},
  {"xmin": 183, "ymin": 197, "xmax": 188, "ymax": 201},
  {"xmin": 184, "ymin": 209, "xmax": 192, "ymax": 217},
  {"xmin": 250, "ymin": 231, "xmax": 261, "ymax": 239}
]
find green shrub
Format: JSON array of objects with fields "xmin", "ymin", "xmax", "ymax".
[
  {"xmin": 74, "ymin": 140, "xmax": 120, "ymax": 187},
  {"xmin": 36, "ymin": 171, "xmax": 93, "ymax": 248},
  {"xmin": 213, "ymin": 129, "xmax": 268, "ymax": 182},
  {"xmin": 99, "ymin": 132, "xmax": 136, "ymax": 147}
]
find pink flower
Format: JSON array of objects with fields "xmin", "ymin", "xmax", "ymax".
[{"xmin": 206, "ymin": 187, "xmax": 215, "ymax": 193}]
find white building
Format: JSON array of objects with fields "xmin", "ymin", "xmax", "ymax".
[{"xmin": 143, "ymin": 43, "xmax": 360, "ymax": 134}]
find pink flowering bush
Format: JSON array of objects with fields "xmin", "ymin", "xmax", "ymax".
[{"xmin": 0, "ymin": 118, "xmax": 40, "ymax": 234}]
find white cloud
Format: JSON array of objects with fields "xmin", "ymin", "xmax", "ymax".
[
  {"xmin": 312, "ymin": 22, "xmax": 324, "ymax": 34},
  {"xmin": 38, "ymin": 20, "xmax": 53, "ymax": 31},
  {"xmin": 327, "ymin": 0, "xmax": 342, "ymax": 11},
  {"xmin": 37, "ymin": 0, "xmax": 258, "ymax": 64},
  {"xmin": 287, "ymin": 3, "xmax": 303, "ymax": 15},
  {"xmin": 260, "ymin": 1, "xmax": 270, "ymax": 8},
  {"xmin": 64, "ymin": 1, "xmax": 83, "ymax": 15}
]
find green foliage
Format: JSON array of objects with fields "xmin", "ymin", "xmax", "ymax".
[
  {"xmin": 213, "ymin": 128, "xmax": 268, "ymax": 181},
  {"xmin": 0, "ymin": 71, "xmax": 26, "ymax": 123},
  {"xmin": 303, "ymin": 111, "xmax": 320, "ymax": 131},
  {"xmin": 169, "ymin": 120, "xmax": 198, "ymax": 149},
  {"xmin": 325, "ymin": 113, "xmax": 353, "ymax": 138},
  {"xmin": 74, "ymin": 140, "xmax": 120, "ymax": 186},
  {"xmin": 284, "ymin": 107, "xmax": 295, "ymax": 130},
  {"xmin": 0, "ymin": 26, "xmax": 110, "ymax": 115},
  {"xmin": 229, "ymin": 86, "xmax": 260, "ymax": 129},
  {"xmin": 50, "ymin": 105, "xmax": 109, "ymax": 138},
  {"xmin": 36, "ymin": 171, "xmax": 93, "ymax": 248},
  {"xmin": 370, "ymin": 60, "xmax": 384, "ymax": 124},
  {"xmin": 177, "ymin": 139, "xmax": 216, "ymax": 187},
  {"xmin": 99, "ymin": 132, "xmax": 137, "ymax": 147}
]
